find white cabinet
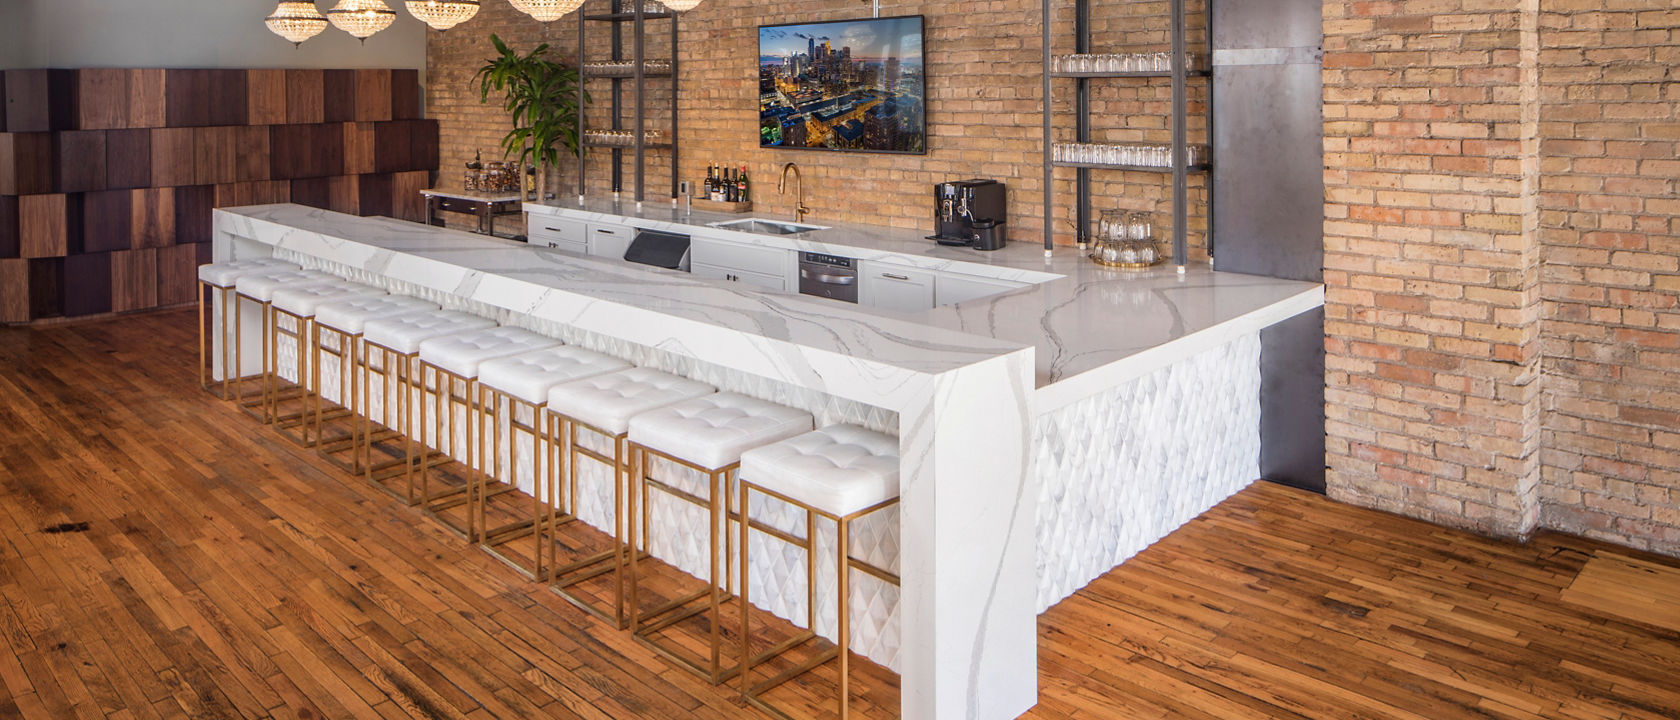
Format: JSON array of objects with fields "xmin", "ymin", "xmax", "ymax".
[
  {"xmin": 691, "ymin": 262, "xmax": 788, "ymax": 292},
  {"xmin": 937, "ymin": 272, "xmax": 1026, "ymax": 306},
  {"xmin": 860, "ymin": 262, "xmax": 935, "ymax": 314},
  {"xmin": 691, "ymin": 235, "xmax": 795, "ymax": 289},
  {"xmin": 587, "ymin": 222, "xmax": 634, "ymax": 260},
  {"xmin": 528, "ymin": 215, "xmax": 587, "ymax": 253}
]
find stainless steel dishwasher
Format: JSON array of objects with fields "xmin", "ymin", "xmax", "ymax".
[{"xmin": 797, "ymin": 252, "xmax": 858, "ymax": 303}]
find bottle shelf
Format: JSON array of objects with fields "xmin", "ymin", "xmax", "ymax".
[
  {"xmin": 1053, "ymin": 161, "xmax": 1210, "ymax": 173},
  {"xmin": 1051, "ymin": 69, "xmax": 1210, "ymax": 79},
  {"xmin": 583, "ymin": 11, "xmax": 674, "ymax": 21}
]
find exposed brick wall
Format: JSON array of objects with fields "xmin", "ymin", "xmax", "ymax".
[
  {"xmin": 1536, "ymin": 0, "xmax": 1680, "ymax": 552},
  {"xmin": 425, "ymin": 0, "xmax": 1210, "ymax": 255},
  {"xmin": 1324, "ymin": 0, "xmax": 1678, "ymax": 556}
]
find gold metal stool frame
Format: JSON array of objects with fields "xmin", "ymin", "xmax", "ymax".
[
  {"xmin": 543, "ymin": 414, "xmax": 641, "ymax": 629},
  {"xmin": 198, "ymin": 278, "xmax": 263, "ymax": 402},
  {"xmin": 360, "ymin": 339, "xmax": 448, "ymax": 504},
  {"xmin": 475, "ymin": 385, "xmax": 556, "ymax": 580},
  {"xmin": 416, "ymin": 359, "xmax": 519, "ymax": 541},
  {"xmin": 310, "ymin": 321, "xmax": 390, "ymax": 476},
  {"xmin": 268, "ymin": 303, "xmax": 337, "ymax": 446},
  {"xmin": 737, "ymin": 482, "xmax": 900, "ymax": 720},
  {"xmin": 626, "ymin": 443, "xmax": 811, "ymax": 685},
  {"xmin": 229, "ymin": 288, "xmax": 283, "ymax": 423}
]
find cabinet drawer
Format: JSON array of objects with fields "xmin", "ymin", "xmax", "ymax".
[
  {"xmin": 528, "ymin": 215, "xmax": 586, "ymax": 247},
  {"xmin": 860, "ymin": 262, "xmax": 935, "ymax": 314},
  {"xmin": 588, "ymin": 223, "xmax": 634, "ymax": 260},
  {"xmin": 936, "ymin": 272, "xmax": 1026, "ymax": 306},
  {"xmin": 691, "ymin": 237, "xmax": 788, "ymax": 278},
  {"xmin": 692, "ymin": 262, "xmax": 786, "ymax": 292}
]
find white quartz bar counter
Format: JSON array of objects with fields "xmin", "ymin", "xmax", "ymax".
[{"xmin": 526, "ymin": 198, "xmax": 1325, "ymax": 410}]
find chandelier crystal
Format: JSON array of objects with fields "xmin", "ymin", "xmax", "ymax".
[
  {"xmin": 406, "ymin": 0, "xmax": 479, "ymax": 31},
  {"xmin": 265, "ymin": 1, "xmax": 329, "ymax": 46},
  {"xmin": 658, "ymin": 0, "xmax": 701, "ymax": 11},
  {"xmin": 327, "ymin": 0, "xmax": 398, "ymax": 40},
  {"xmin": 508, "ymin": 0, "xmax": 586, "ymax": 22}
]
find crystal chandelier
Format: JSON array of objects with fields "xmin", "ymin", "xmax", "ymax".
[
  {"xmin": 327, "ymin": 0, "xmax": 398, "ymax": 40},
  {"xmin": 659, "ymin": 0, "xmax": 702, "ymax": 11},
  {"xmin": 508, "ymin": 0, "xmax": 586, "ymax": 22},
  {"xmin": 406, "ymin": 0, "xmax": 480, "ymax": 31},
  {"xmin": 264, "ymin": 1, "xmax": 329, "ymax": 46}
]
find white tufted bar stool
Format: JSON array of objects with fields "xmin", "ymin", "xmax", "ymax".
[
  {"xmin": 267, "ymin": 281, "xmax": 387, "ymax": 447},
  {"xmin": 543, "ymin": 367, "xmax": 715, "ymax": 628},
  {"xmin": 360, "ymin": 311, "xmax": 497, "ymax": 505},
  {"xmin": 196, "ymin": 258, "xmax": 299, "ymax": 400},
  {"xmin": 626, "ymin": 392, "xmax": 813, "ymax": 684},
  {"xmin": 735, "ymin": 425, "xmax": 901, "ymax": 720},
  {"xmin": 231, "ymin": 268, "xmax": 339, "ymax": 423},
  {"xmin": 473, "ymin": 345, "xmax": 632, "ymax": 580},
  {"xmin": 310, "ymin": 294, "xmax": 441, "ymax": 476},
  {"xmin": 414, "ymin": 326, "xmax": 560, "ymax": 541}
]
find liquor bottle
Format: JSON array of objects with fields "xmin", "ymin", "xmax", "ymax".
[
  {"xmin": 712, "ymin": 164, "xmax": 724, "ymax": 201},
  {"xmin": 738, "ymin": 165, "xmax": 750, "ymax": 203},
  {"xmin": 705, "ymin": 165, "xmax": 715, "ymax": 200},
  {"xmin": 727, "ymin": 167, "xmax": 738, "ymax": 202}
]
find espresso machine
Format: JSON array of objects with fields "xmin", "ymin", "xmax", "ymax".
[{"xmin": 929, "ymin": 179, "xmax": 1008, "ymax": 251}]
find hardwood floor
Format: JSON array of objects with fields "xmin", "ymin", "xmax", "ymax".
[{"xmin": 2, "ymin": 308, "xmax": 1677, "ymax": 720}]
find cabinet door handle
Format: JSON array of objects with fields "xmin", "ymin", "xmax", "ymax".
[
  {"xmin": 596, "ymin": 229, "xmax": 618, "ymax": 235},
  {"xmin": 544, "ymin": 227, "xmax": 566, "ymax": 232},
  {"xmin": 882, "ymin": 273, "xmax": 910, "ymax": 281}
]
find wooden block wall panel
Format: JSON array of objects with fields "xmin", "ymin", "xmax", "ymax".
[
  {"xmin": 54, "ymin": 130, "xmax": 107, "ymax": 193},
  {"xmin": 156, "ymin": 243, "xmax": 201, "ymax": 306},
  {"xmin": 131, "ymin": 188, "xmax": 175, "ymax": 249},
  {"xmin": 356, "ymin": 70, "xmax": 392, "ymax": 122},
  {"xmin": 0, "ymin": 259, "xmax": 24, "ymax": 323},
  {"xmin": 234, "ymin": 125, "xmax": 271, "ymax": 183},
  {"xmin": 193, "ymin": 126, "xmax": 236, "ymax": 186},
  {"xmin": 413, "ymin": 121, "xmax": 439, "ymax": 170},
  {"xmin": 253, "ymin": 180, "xmax": 291, "ymax": 205},
  {"xmin": 81, "ymin": 189, "xmax": 133, "ymax": 254},
  {"xmin": 286, "ymin": 70, "xmax": 325, "ymax": 125},
  {"xmin": 75, "ymin": 69, "xmax": 131, "ymax": 130},
  {"xmin": 111, "ymin": 248, "xmax": 158, "ymax": 312},
  {"xmin": 150, "ymin": 127, "xmax": 196, "ymax": 187},
  {"xmin": 0, "ymin": 73, "xmax": 6, "ymax": 135},
  {"xmin": 271, "ymin": 123, "xmax": 344, "ymax": 180},
  {"xmin": 105, "ymin": 128, "xmax": 152, "ymax": 190},
  {"xmin": 248, "ymin": 69, "xmax": 287, "ymax": 126},
  {"xmin": 323, "ymin": 70, "xmax": 357, "ymax": 124},
  {"xmin": 174, "ymin": 185, "xmax": 213, "ymax": 245},
  {"xmin": 62, "ymin": 252, "xmax": 112, "ymax": 317},
  {"xmin": 328, "ymin": 175, "xmax": 360, "ymax": 215},
  {"xmin": 358, "ymin": 173, "xmax": 393, "ymax": 218},
  {"xmin": 208, "ymin": 70, "xmax": 249, "ymax": 127},
  {"xmin": 29, "ymin": 257, "xmax": 63, "ymax": 319},
  {"xmin": 128, "ymin": 69, "xmax": 168, "ymax": 128},
  {"xmin": 392, "ymin": 170, "xmax": 428, "ymax": 223},
  {"xmin": 20, "ymin": 194, "xmax": 77, "ymax": 258},
  {"xmin": 392, "ymin": 69, "xmax": 421, "ymax": 120},
  {"xmin": 0, "ymin": 196, "xmax": 16, "ymax": 258},
  {"xmin": 343, "ymin": 122, "xmax": 376, "ymax": 175},
  {"xmin": 4, "ymin": 70, "xmax": 75, "ymax": 132},
  {"xmin": 0, "ymin": 133, "xmax": 54, "ymax": 196},
  {"xmin": 374, "ymin": 121, "xmax": 413, "ymax": 174},
  {"xmin": 165, "ymin": 70, "xmax": 211, "ymax": 127},
  {"xmin": 290, "ymin": 177, "xmax": 331, "ymax": 210}
]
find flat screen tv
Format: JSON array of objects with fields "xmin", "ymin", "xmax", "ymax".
[{"xmin": 758, "ymin": 15, "xmax": 926, "ymax": 155}]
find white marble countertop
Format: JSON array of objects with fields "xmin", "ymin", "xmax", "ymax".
[{"xmin": 527, "ymin": 198, "xmax": 1324, "ymax": 411}]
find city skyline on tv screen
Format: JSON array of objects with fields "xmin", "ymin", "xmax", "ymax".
[{"xmin": 758, "ymin": 16, "xmax": 926, "ymax": 154}]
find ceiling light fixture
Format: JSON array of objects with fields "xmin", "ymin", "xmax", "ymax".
[
  {"xmin": 327, "ymin": 0, "xmax": 398, "ymax": 41},
  {"xmin": 658, "ymin": 0, "xmax": 702, "ymax": 12},
  {"xmin": 508, "ymin": 0, "xmax": 587, "ymax": 22},
  {"xmin": 406, "ymin": 0, "xmax": 480, "ymax": 31},
  {"xmin": 265, "ymin": 1, "xmax": 330, "ymax": 46}
]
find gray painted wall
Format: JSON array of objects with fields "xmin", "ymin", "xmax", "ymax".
[{"xmin": 1, "ymin": 0, "xmax": 425, "ymax": 71}]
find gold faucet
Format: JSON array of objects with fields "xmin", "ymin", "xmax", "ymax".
[{"xmin": 778, "ymin": 162, "xmax": 810, "ymax": 223}]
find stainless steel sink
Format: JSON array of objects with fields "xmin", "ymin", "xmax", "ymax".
[{"xmin": 708, "ymin": 218, "xmax": 828, "ymax": 235}]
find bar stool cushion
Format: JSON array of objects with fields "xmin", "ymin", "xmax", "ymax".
[
  {"xmin": 547, "ymin": 368, "xmax": 715, "ymax": 436},
  {"xmin": 417, "ymin": 327, "xmax": 561, "ymax": 379},
  {"xmin": 740, "ymin": 425, "xmax": 899, "ymax": 517},
  {"xmin": 270, "ymin": 281, "xmax": 386, "ymax": 317},
  {"xmin": 628, "ymin": 392, "xmax": 814, "ymax": 471},
  {"xmin": 234, "ymin": 270, "xmax": 339, "ymax": 302},
  {"xmin": 362, "ymin": 311, "xmax": 497, "ymax": 355},
  {"xmin": 197, "ymin": 258, "xmax": 300, "ymax": 287},
  {"xmin": 315, "ymin": 295, "xmax": 441, "ymax": 335},
  {"xmin": 478, "ymin": 345, "xmax": 633, "ymax": 405}
]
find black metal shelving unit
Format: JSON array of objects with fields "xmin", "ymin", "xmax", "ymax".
[
  {"xmin": 576, "ymin": 0, "xmax": 678, "ymax": 204},
  {"xmin": 1039, "ymin": 0, "xmax": 1211, "ymax": 265}
]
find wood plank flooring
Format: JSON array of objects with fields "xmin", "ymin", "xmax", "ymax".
[{"xmin": 2, "ymin": 308, "xmax": 1678, "ymax": 719}]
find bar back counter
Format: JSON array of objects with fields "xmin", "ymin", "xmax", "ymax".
[{"xmin": 212, "ymin": 203, "xmax": 1322, "ymax": 720}]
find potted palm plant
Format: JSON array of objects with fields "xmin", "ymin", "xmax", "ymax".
[{"xmin": 473, "ymin": 34, "xmax": 583, "ymax": 201}]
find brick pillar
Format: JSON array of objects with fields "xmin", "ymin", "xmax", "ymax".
[{"xmin": 1322, "ymin": 0, "xmax": 1544, "ymax": 538}]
